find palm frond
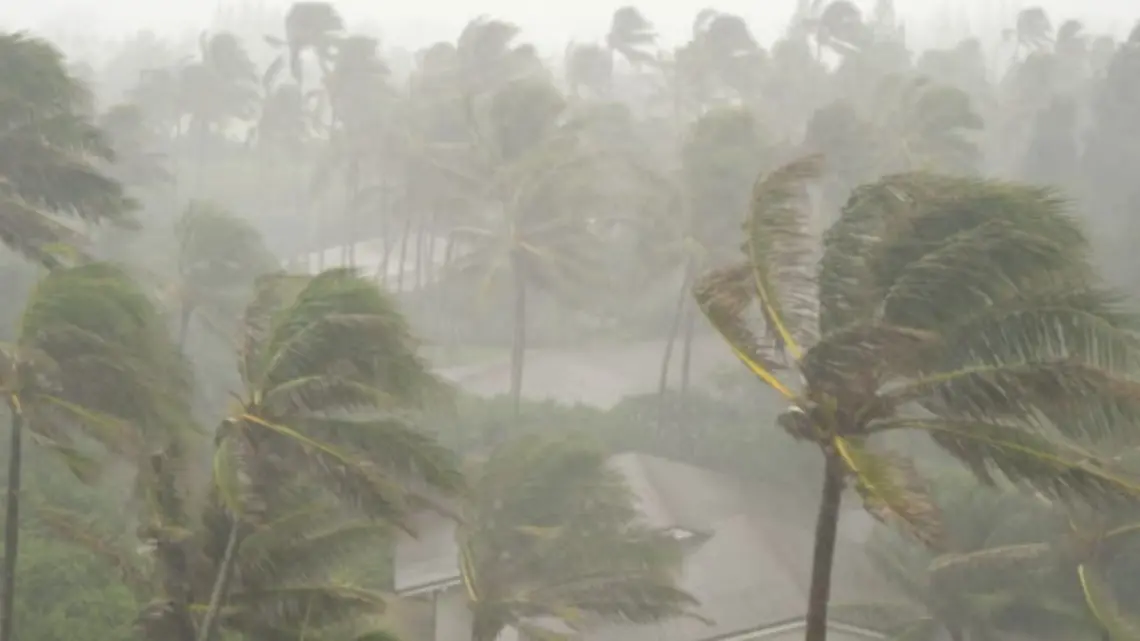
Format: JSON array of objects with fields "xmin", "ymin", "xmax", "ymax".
[
  {"xmin": 1077, "ymin": 564, "xmax": 1140, "ymax": 641},
  {"xmin": 225, "ymin": 583, "xmax": 387, "ymax": 632},
  {"xmin": 237, "ymin": 413, "xmax": 412, "ymax": 526},
  {"xmin": 743, "ymin": 154, "xmax": 823, "ymax": 359},
  {"xmin": 298, "ymin": 416, "xmax": 464, "ymax": 495},
  {"xmin": 817, "ymin": 174, "xmax": 1089, "ymax": 334},
  {"xmin": 238, "ymin": 510, "xmax": 388, "ymax": 589},
  {"xmin": 255, "ymin": 269, "xmax": 443, "ymax": 411},
  {"xmin": 927, "ymin": 543, "xmax": 1052, "ymax": 576},
  {"xmin": 238, "ymin": 271, "xmax": 311, "ymax": 391},
  {"xmin": 692, "ymin": 264, "xmax": 793, "ymax": 398},
  {"xmin": 869, "ymin": 418, "xmax": 1140, "ymax": 505},
  {"xmin": 834, "ymin": 437, "xmax": 942, "ymax": 547},
  {"xmin": 886, "ymin": 360, "xmax": 1140, "ymax": 444},
  {"xmin": 19, "ymin": 262, "xmax": 193, "ymax": 440}
]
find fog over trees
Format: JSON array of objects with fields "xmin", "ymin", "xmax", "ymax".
[{"xmin": 2, "ymin": 2, "xmax": 1140, "ymax": 641}]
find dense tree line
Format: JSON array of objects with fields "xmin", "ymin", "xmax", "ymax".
[{"xmin": 3, "ymin": 2, "xmax": 1140, "ymax": 641}]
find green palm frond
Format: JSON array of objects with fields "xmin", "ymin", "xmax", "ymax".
[
  {"xmin": 1078, "ymin": 564, "xmax": 1140, "ymax": 641},
  {"xmin": 226, "ymin": 583, "xmax": 387, "ymax": 632},
  {"xmin": 252, "ymin": 268, "xmax": 444, "ymax": 411},
  {"xmin": 297, "ymin": 417, "xmax": 463, "ymax": 495},
  {"xmin": 692, "ymin": 264, "xmax": 793, "ymax": 398},
  {"xmin": 461, "ymin": 432, "xmax": 699, "ymax": 640},
  {"xmin": 928, "ymin": 543, "xmax": 1052, "ymax": 576},
  {"xmin": 18, "ymin": 262, "xmax": 193, "ymax": 446},
  {"xmin": 237, "ymin": 507, "xmax": 389, "ymax": 589},
  {"xmin": 0, "ymin": 33, "xmax": 135, "ymax": 264},
  {"xmin": 869, "ymin": 418, "xmax": 1140, "ymax": 504},
  {"xmin": 173, "ymin": 201, "xmax": 276, "ymax": 327},
  {"xmin": 743, "ymin": 154, "xmax": 823, "ymax": 359},
  {"xmin": 834, "ymin": 437, "xmax": 942, "ymax": 546},
  {"xmin": 818, "ymin": 174, "xmax": 1084, "ymax": 333}
]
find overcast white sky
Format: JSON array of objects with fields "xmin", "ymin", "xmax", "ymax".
[{"xmin": 2, "ymin": 0, "xmax": 1130, "ymax": 54}]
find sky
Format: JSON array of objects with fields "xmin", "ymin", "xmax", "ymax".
[{"xmin": 1, "ymin": 0, "xmax": 1131, "ymax": 56}]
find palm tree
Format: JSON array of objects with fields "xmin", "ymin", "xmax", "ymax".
[
  {"xmin": 833, "ymin": 477, "xmax": 1090, "ymax": 641},
  {"xmin": 40, "ymin": 490, "xmax": 399, "ymax": 641},
  {"xmin": 199, "ymin": 267, "xmax": 463, "ymax": 641},
  {"xmin": 169, "ymin": 201, "xmax": 277, "ymax": 350},
  {"xmin": 651, "ymin": 107, "xmax": 769, "ymax": 414},
  {"xmin": 442, "ymin": 78, "xmax": 617, "ymax": 419},
  {"xmin": 179, "ymin": 31, "xmax": 259, "ymax": 189},
  {"xmin": 607, "ymin": 6, "xmax": 658, "ymax": 67},
  {"xmin": 0, "ymin": 33, "xmax": 136, "ymax": 265},
  {"xmin": 266, "ymin": 2, "xmax": 345, "ymax": 86},
  {"xmin": 0, "ymin": 262, "xmax": 191, "ymax": 641},
  {"xmin": 1005, "ymin": 7, "xmax": 1055, "ymax": 62},
  {"xmin": 458, "ymin": 431, "xmax": 700, "ymax": 641},
  {"xmin": 695, "ymin": 156, "xmax": 1140, "ymax": 641}
]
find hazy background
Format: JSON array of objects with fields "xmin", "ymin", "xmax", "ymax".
[{"xmin": 3, "ymin": 0, "xmax": 1130, "ymax": 57}]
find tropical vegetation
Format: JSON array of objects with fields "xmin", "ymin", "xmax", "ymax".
[{"xmin": 2, "ymin": 3, "xmax": 1140, "ymax": 641}]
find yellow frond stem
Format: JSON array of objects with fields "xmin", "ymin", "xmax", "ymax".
[{"xmin": 726, "ymin": 343, "xmax": 794, "ymax": 399}]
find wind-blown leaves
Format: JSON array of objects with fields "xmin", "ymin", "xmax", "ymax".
[
  {"xmin": 744, "ymin": 154, "xmax": 823, "ymax": 359},
  {"xmin": 460, "ymin": 432, "xmax": 701, "ymax": 641},
  {"xmin": 834, "ymin": 437, "xmax": 942, "ymax": 546},
  {"xmin": 0, "ymin": 33, "xmax": 136, "ymax": 265},
  {"xmin": 1078, "ymin": 564, "xmax": 1140, "ymax": 641}
]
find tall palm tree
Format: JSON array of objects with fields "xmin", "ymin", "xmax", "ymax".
[
  {"xmin": 199, "ymin": 267, "xmax": 462, "ymax": 641},
  {"xmin": 0, "ymin": 262, "xmax": 191, "ymax": 641},
  {"xmin": 606, "ymin": 6, "xmax": 658, "ymax": 67},
  {"xmin": 695, "ymin": 156, "xmax": 1140, "ymax": 641},
  {"xmin": 0, "ymin": 33, "xmax": 136, "ymax": 265},
  {"xmin": 442, "ymin": 78, "xmax": 617, "ymax": 419},
  {"xmin": 651, "ymin": 107, "xmax": 769, "ymax": 414},
  {"xmin": 458, "ymin": 431, "xmax": 700, "ymax": 641},
  {"xmin": 266, "ymin": 2, "xmax": 345, "ymax": 86}
]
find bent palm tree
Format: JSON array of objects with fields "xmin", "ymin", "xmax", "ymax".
[
  {"xmin": 170, "ymin": 202, "xmax": 277, "ymax": 350},
  {"xmin": 695, "ymin": 156, "xmax": 1140, "ymax": 641},
  {"xmin": 458, "ymin": 432, "xmax": 700, "ymax": 641},
  {"xmin": 0, "ymin": 262, "xmax": 190, "ymax": 641},
  {"xmin": 41, "ymin": 493, "xmax": 398, "ymax": 641},
  {"xmin": 201, "ymin": 267, "xmax": 462, "ymax": 641},
  {"xmin": 0, "ymin": 33, "xmax": 136, "ymax": 265}
]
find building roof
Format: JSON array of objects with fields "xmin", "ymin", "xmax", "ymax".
[{"xmin": 393, "ymin": 452, "xmax": 892, "ymax": 640}]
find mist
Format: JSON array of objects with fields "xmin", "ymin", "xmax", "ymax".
[{"xmin": 1, "ymin": 2, "xmax": 1140, "ymax": 641}]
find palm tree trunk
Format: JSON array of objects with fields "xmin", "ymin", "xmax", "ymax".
[
  {"xmin": 679, "ymin": 299, "xmax": 697, "ymax": 394},
  {"xmin": 804, "ymin": 451, "xmax": 845, "ymax": 641},
  {"xmin": 196, "ymin": 517, "xmax": 242, "ymax": 641},
  {"xmin": 509, "ymin": 252, "xmax": 528, "ymax": 423},
  {"xmin": 177, "ymin": 303, "xmax": 195, "ymax": 353},
  {"xmin": 0, "ymin": 401, "xmax": 24, "ymax": 641},
  {"xmin": 657, "ymin": 262, "xmax": 693, "ymax": 431},
  {"xmin": 396, "ymin": 212, "xmax": 413, "ymax": 294}
]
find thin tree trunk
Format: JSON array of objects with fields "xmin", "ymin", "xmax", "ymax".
[
  {"xmin": 509, "ymin": 252, "xmax": 527, "ymax": 423},
  {"xmin": 196, "ymin": 517, "xmax": 242, "ymax": 641},
  {"xmin": 396, "ymin": 212, "xmax": 413, "ymax": 294},
  {"xmin": 177, "ymin": 303, "xmax": 195, "ymax": 353},
  {"xmin": 0, "ymin": 401, "xmax": 24, "ymax": 641},
  {"xmin": 679, "ymin": 299, "xmax": 697, "ymax": 394},
  {"xmin": 804, "ymin": 452, "xmax": 845, "ymax": 641},
  {"xmin": 657, "ymin": 262, "xmax": 693, "ymax": 431}
]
